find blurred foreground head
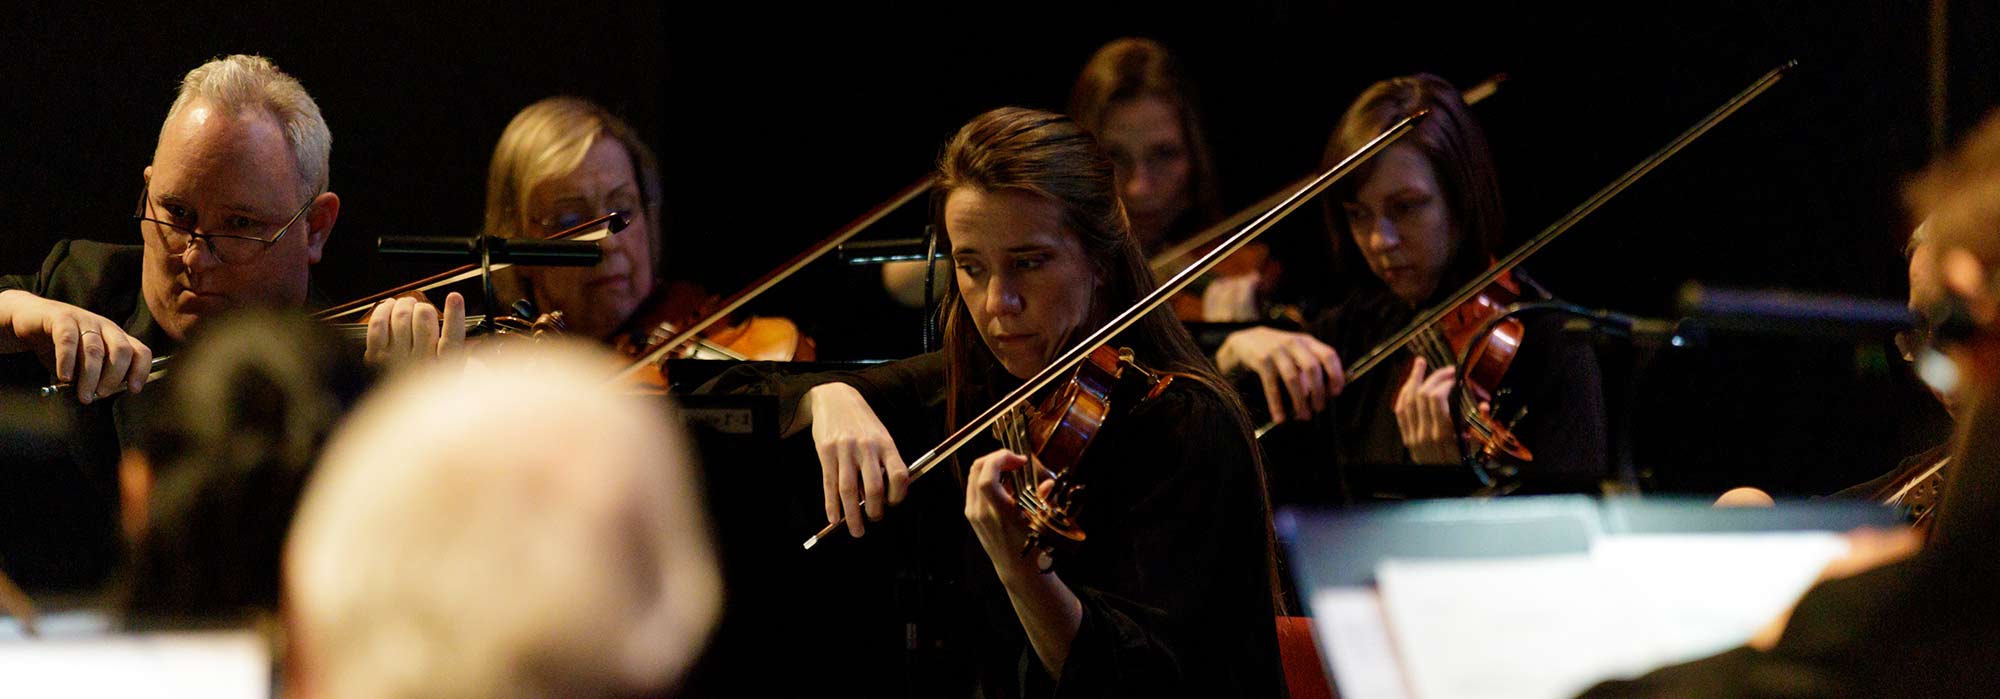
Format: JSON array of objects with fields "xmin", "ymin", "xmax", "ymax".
[
  {"xmin": 120, "ymin": 308, "xmax": 365, "ymax": 627},
  {"xmin": 1906, "ymin": 110, "xmax": 2000, "ymax": 404},
  {"xmin": 285, "ymin": 341, "xmax": 719, "ymax": 698}
]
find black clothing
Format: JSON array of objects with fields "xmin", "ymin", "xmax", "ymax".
[
  {"xmin": 0, "ymin": 240, "xmax": 173, "ymax": 590},
  {"xmin": 706, "ymin": 353, "xmax": 1287, "ymax": 697},
  {"xmin": 1580, "ymin": 381, "xmax": 2000, "ymax": 697},
  {"xmin": 0, "ymin": 240, "xmax": 175, "ymax": 459},
  {"xmin": 1292, "ymin": 279, "xmax": 1608, "ymax": 497}
]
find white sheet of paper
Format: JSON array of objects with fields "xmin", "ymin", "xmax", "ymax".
[
  {"xmin": 1311, "ymin": 586, "xmax": 1413, "ymax": 699},
  {"xmin": 1366, "ymin": 531, "xmax": 1847, "ymax": 699},
  {"xmin": 0, "ymin": 629, "xmax": 269, "ymax": 698}
]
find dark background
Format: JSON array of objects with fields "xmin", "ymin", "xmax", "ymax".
[{"xmin": 2, "ymin": 1, "xmax": 1988, "ymax": 495}]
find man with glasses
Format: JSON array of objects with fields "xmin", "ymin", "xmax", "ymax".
[
  {"xmin": 0, "ymin": 54, "xmax": 458, "ymax": 589},
  {"xmin": 1714, "ymin": 221, "xmax": 1958, "ymax": 516},
  {"xmin": 1585, "ymin": 110, "xmax": 2000, "ymax": 699}
]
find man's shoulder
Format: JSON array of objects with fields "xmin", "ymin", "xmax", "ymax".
[
  {"xmin": 53, "ymin": 240, "xmax": 144, "ymax": 270},
  {"xmin": 4, "ymin": 239, "xmax": 145, "ymax": 312}
]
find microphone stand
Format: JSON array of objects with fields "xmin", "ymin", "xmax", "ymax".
[{"xmin": 1457, "ymin": 300, "xmax": 1694, "ymax": 494}]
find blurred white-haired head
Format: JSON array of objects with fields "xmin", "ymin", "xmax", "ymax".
[{"xmin": 285, "ymin": 341, "xmax": 719, "ymax": 699}]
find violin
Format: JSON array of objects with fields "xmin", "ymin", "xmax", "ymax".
[
  {"xmin": 613, "ymin": 280, "xmax": 817, "ymax": 390},
  {"xmin": 802, "ymin": 108, "xmax": 1432, "ymax": 550},
  {"xmin": 1254, "ymin": 63, "xmax": 1797, "ymax": 488},
  {"xmin": 1149, "ymin": 74, "xmax": 1508, "ymax": 325},
  {"xmin": 991, "ymin": 345, "xmax": 1175, "ymax": 568},
  {"xmin": 1412, "ymin": 271, "xmax": 1536, "ymax": 466},
  {"xmin": 1867, "ymin": 447, "xmax": 1951, "ymax": 537},
  {"xmin": 1155, "ymin": 239, "xmax": 1285, "ymax": 323},
  {"xmin": 614, "ymin": 177, "xmax": 933, "ymax": 385},
  {"xmin": 615, "ymin": 281, "xmax": 814, "ymax": 360}
]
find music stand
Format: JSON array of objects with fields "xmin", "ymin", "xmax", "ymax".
[{"xmin": 1279, "ymin": 495, "xmax": 1903, "ymax": 698}]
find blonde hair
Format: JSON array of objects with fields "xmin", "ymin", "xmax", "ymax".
[
  {"xmin": 484, "ymin": 97, "xmax": 662, "ymax": 245},
  {"xmin": 286, "ymin": 342, "xmax": 720, "ymax": 698},
  {"xmin": 165, "ymin": 55, "xmax": 330, "ymax": 202},
  {"xmin": 483, "ymin": 97, "xmax": 665, "ymax": 305}
]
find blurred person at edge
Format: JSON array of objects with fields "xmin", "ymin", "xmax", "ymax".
[{"xmin": 1581, "ymin": 109, "xmax": 2000, "ymax": 698}]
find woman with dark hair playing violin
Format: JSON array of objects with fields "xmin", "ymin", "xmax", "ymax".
[
  {"xmin": 883, "ymin": 38, "xmax": 1287, "ymax": 324},
  {"xmin": 714, "ymin": 107, "xmax": 1284, "ymax": 696},
  {"xmin": 1217, "ymin": 74, "xmax": 1607, "ymax": 496}
]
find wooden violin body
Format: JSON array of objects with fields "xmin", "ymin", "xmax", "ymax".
[
  {"xmin": 1164, "ymin": 241, "xmax": 1285, "ymax": 323},
  {"xmin": 614, "ymin": 280, "xmax": 817, "ymax": 390},
  {"xmin": 997, "ymin": 345, "xmax": 1172, "ymax": 568},
  {"xmin": 1867, "ymin": 447, "xmax": 1951, "ymax": 538},
  {"xmin": 1430, "ymin": 271, "xmax": 1534, "ymax": 465}
]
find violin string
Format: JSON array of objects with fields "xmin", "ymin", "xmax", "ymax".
[
  {"xmin": 334, "ymin": 315, "xmax": 488, "ymax": 339},
  {"xmin": 994, "ymin": 409, "xmax": 1034, "ymax": 512},
  {"xmin": 1015, "ymin": 411, "xmax": 1042, "ymax": 512},
  {"xmin": 1408, "ymin": 327, "xmax": 1523, "ymax": 459}
]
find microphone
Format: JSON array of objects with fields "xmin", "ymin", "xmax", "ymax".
[
  {"xmin": 839, "ymin": 238, "xmax": 947, "ymax": 265},
  {"xmin": 1676, "ymin": 282, "xmax": 1914, "ymax": 339},
  {"xmin": 376, "ymin": 235, "xmax": 603, "ymax": 267},
  {"xmin": 1560, "ymin": 308, "xmax": 1696, "ymax": 347}
]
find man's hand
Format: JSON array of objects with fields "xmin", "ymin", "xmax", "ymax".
[
  {"xmin": 0, "ymin": 289, "xmax": 154, "ymax": 403},
  {"xmin": 363, "ymin": 292, "xmax": 466, "ymax": 365}
]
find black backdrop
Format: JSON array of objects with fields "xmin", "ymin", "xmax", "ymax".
[{"xmin": 3, "ymin": 0, "xmax": 1989, "ymax": 495}]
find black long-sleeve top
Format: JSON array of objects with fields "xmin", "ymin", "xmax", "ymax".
[
  {"xmin": 708, "ymin": 352, "xmax": 1287, "ymax": 697},
  {"xmin": 1579, "ymin": 379, "xmax": 2000, "ymax": 697},
  {"xmin": 0, "ymin": 240, "xmax": 173, "ymax": 590},
  {"xmin": 1300, "ymin": 279, "xmax": 1609, "ymax": 496}
]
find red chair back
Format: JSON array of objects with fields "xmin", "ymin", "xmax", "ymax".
[{"xmin": 1277, "ymin": 615, "xmax": 1335, "ymax": 699}]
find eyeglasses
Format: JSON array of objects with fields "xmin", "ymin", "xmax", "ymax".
[
  {"xmin": 529, "ymin": 190, "xmax": 642, "ymax": 237},
  {"xmin": 1895, "ymin": 310, "xmax": 1937, "ymax": 364},
  {"xmin": 534, "ymin": 208, "xmax": 635, "ymax": 237},
  {"xmin": 133, "ymin": 183, "xmax": 315, "ymax": 265},
  {"xmin": 532, "ymin": 210, "xmax": 632, "ymax": 237}
]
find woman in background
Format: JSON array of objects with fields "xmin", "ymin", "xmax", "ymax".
[{"xmin": 1217, "ymin": 74, "xmax": 1607, "ymax": 496}]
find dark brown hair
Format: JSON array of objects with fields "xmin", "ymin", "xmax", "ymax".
[
  {"xmin": 1324, "ymin": 73, "xmax": 1505, "ymax": 300},
  {"xmin": 933, "ymin": 107, "xmax": 1243, "ymax": 465},
  {"xmin": 1066, "ymin": 37, "xmax": 1224, "ymax": 243},
  {"xmin": 119, "ymin": 310, "xmax": 368, "ymax": 628}
]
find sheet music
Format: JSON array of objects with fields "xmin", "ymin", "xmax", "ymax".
[
  {"xmin": 1368, "ymin": 532, "xmax": 1847, "ymax": 699},
  {"xmin": 1310, "ymin": 587, "xmax": 1413, "ymax": 699},
  {"xmin": 0, "ymin": 629, "xmax": 269, "ymax": 698}
]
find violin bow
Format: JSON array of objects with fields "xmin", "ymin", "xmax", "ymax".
[
  {"xmin": 804, "ymin": 111, "xmax": 1428, "ymax": 549},
  {"xmin": 1147, "ymin": 73, "xmax": 1505, "ymax": 276},
  {"xmin": 1254, "ymin": 61, "xmax": 1797, "ymax": 438},
  {"xmin": 611, "ymin": 176, "xmax": 936, "ymax": 382},
  {"xmin": 35, "ymin": 213, "xmax": 628, "ymax": 399},
  {"xmin": 315, "ymin": 211, "xmax": 628, "ymax": 321}
]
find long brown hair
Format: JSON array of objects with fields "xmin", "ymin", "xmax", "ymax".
[
  {"xmin": 1324, "ymin": 74, "xmax": 1505, "ymax": 301},
  {"xmin": 1066, "ymin": 37, "xmax": 1225, "ymax": 242},
  {"xmin": 934, "ymin": 106, "xmax": 1285, "ymax": 611},
  {"xmin": 933, "ymin": 107, "xmax": 1230, "ymax": 437}
]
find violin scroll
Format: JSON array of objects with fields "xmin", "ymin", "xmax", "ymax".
[{"xmin": 486, "ymin": 301, "xmax": 569, "ymax": 341}]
